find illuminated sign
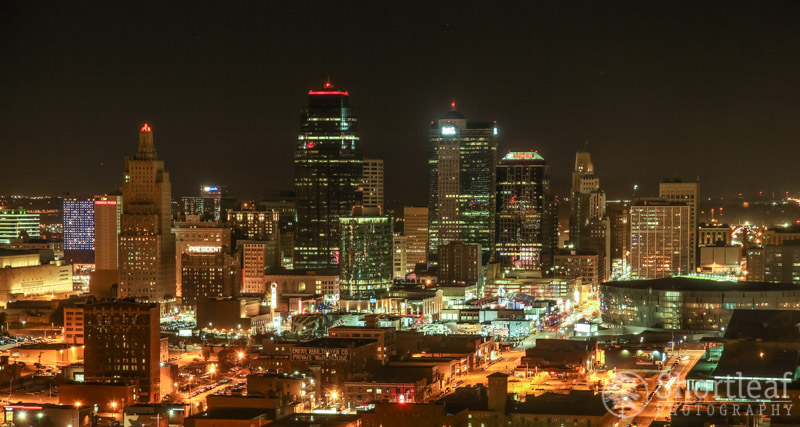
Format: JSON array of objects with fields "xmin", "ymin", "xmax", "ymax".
[
  {"xmin": 493, "ymin": 127, "xmax": 498, "ymax": 136},
  {"xmin": 270, "ymin": 283, "xmax": 278, "ymax": 309},
  {"xmin": 441, "ymin": 126, "xmax": 456, "ymax": 136},
  {"xmin": 292, "ymin": 347, "xmax": 351, "ymax": 362},
  {"xmin": 203, "ymin": 186, "xmax": 220, "ymax": 192},
  {"xmin": 94, "ymin": 200, "xmax": 117, "ymax": 205},
  {"xmin": 187, "ymin": 246, "xmax": 220, "ymax": 253},
  {"xmin": 503, "ymin": 152, "xmax": 543, "ymax": 161}
]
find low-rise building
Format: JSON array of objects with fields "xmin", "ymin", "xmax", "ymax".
[{"xmin": 184, "ymin": 408, "xmax": 275, "ymax": 427}]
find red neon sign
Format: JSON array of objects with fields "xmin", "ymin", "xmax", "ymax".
[
  {"xmin": 308, "ymin": 90, "xmax": 349, "ymax": 96},
  {"xmin": 95, "ymin": 200, "xmax": 117, "ymax": 205},
  {"xmin": 6, "ymin": 405, "xmax": 43, "ymax": 410}
]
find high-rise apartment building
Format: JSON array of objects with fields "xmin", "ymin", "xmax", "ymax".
[
  {"xmin": 0, "ymin": 208, "xmax": 39, "ymax": 244},
  {"xmin": 403, "ymin": 207, "xmax": 428, "ymax": 271},
  {"xmin": 90, "ymin": 195, "xmax": 122, "ymax": 297},
  {"xmin": 294, "ymin": 82, "xmax": 363, "ymax": 269},
  {"xmin": 181, "ymin": 185, "xmax": 237, "ymax": 221},
  {"xmin": 494, "ymin": 151, "xmax": 555, "ymax": 272},
  {"xmin": 393, "ymin": 234, "xmax": 409, "ymax": 279},
  {"xmin": 339, "ymin": 207, "xmax": 393, "ymax": 299},
  {"xmin": 659, "ymin": 180, "xmax": 699, "ymax": 273},
  {"xmin": 438, "ymin": 241, "xmax": 481, "ymax": 285},
  {"xmin": 63, "ymin": 195, "xmax": 95, "ymax": 253},
  {"xmin": 427, "ymin": 104, "xmax": 498, "ymax": 263},
  {"xmin": 629, "ymin": 200, "xmax": 691, "ymax": 279},
  {"xmin": 83, "ymin": 299, "xmax": 161, "ymax": 403},
  {"xmin": 181, "ymin": 246, "xmax": 239, "ymax": 308},
  {"xmin": 227, "ymin": 210, "xmax": 279, "ymax": 242},
  {"xmin": 118, "ymin": 124, "xmax": 176, "ymax": 302},
  {"xmin": 173, "ymin": 217, "xmax": 232, "ymax": 297},
  {"xmin": 605, "ymin": 200, "xmax": 630, "ymax": 280},
  {"xmin": 361, "ymin": 159, "xmax": 384, "ymax": 208},
  {"xmin": 569, "ymin": 147, "xmax": 606, "ymax": 253}
]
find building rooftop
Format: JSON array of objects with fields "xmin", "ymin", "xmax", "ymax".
[
  {"xmin": 724, "ymin": 310, "xmax": 800, "ymax": 342},
  {"xmin": 184, "ymin": 407, "xmax": 275, "ymax": 420},
  {"xmin": 513, "ymin": 390, "xmax": 608, "ymax": 416},
  {"xmin": 270, "ymin": 413, "xmax": 361, "ymax": 426},
  {"xmin": 296, "ymin": 338, "xmax": 378, "ymax": 348},
  {"xmin": 602, "ymin": 277, "xmax": 797, "ymax": 292},
  {"xmin": 713, "ymin": 341, "xmax": 799, "ymax": 380}
]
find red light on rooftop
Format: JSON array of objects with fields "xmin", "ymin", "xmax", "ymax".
[
  {"xmin": 324, "ymin": 81, "xmax": 333, "ymax": 89},
  {"xmin": 308, "ymin": 90, "xmax": 349, "ymax": 96},
  {"xmin": 450, "ymin": 101, "xmax": 456, "ymax": 109},
  {"xmin": 140, "ymin": 123, "xmax": 151, "ymax": 132}
]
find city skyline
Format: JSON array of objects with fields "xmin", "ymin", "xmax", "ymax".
[{"xmin": 3, "ymin": 2, "xmax": 800, "ymax": 208}]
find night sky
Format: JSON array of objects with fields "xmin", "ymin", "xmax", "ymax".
[{"xmin": 2, "ymin": 1, "xmax": 800, "ymax": 210}]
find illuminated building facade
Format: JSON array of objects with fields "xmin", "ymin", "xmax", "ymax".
[
  {"xmin": 83, "ymin": 300, "xmax": 161, "ymax": 403},
  {"xmin": 493, "ymin": 151, "xmax": 553, "ymax": 272},
  {"xmin": 361, "ymin": 158, "xmax": 384, "ymax": 208},
  {"xmin": 294, "ymin": 82, "xmax": 363, "ymax": 269},
  {"xmin": 181, "ymin": 246, "xmax": 239, "ymax": 308},
  {"xmin": 427, "ymin": 105, "xmax": 498, "ymax": 263},
  {"xmin": 227, "ymin": 210, "xmax": 279, "ymax": 241},
  {"xmin": 173, "ymin": 217, "xmax": 232, "ymax": 297},
  {"xmin": 62, "ymin": 196, "xmax": 94, "ymax": 252},
  {"xmin": 600, "ymin": 277, "xmax": 800, "ymax": 330},
  {"xmin": 403, "ymin": 206, "xmax": 428, "ymax": 271},
  {"xmin": 629, "ymin": 199, "xmax": 691, "ymax": 279},
  {"xmin": 239, "ymin": 240, "xmax": 279, "ymax": 294},
  {"xmin": 393, "ymin": 234, "xmax": 409, "ymax": 279},
  {"xmin": 438, "ymin": 240, "xmax": 481, "ymax": 285},
  {"xmin": 339, "ymin": 207, "xmax": 393, "ymax": 299},
  {"xmin": 118, "ymin": 124, "xmax": 176, "ymax": 302},
  {"xmin": 659, "ymin": 180, "xmax": 700, "ymax": 273},
  {"xmin": 569, "ymin": 147, "xmax": 606, "ymax": 253},
  {"xmin": 90, "ymin": 194, "xmax": 122, "ymax": 297},
  {"xmin": 181, "ymin": 185, "xmax": 236, "ymax": 221},
  {"xmin": 260, "ymin": 192, "xmax": 297, "ymax": 269},
  {"xmin": 0, "ymin": 208, "xmax": 40, "ymax": 244},
  {"xmin": 764, "ymin": 241, "xmax": 800, "ymax": 284}
]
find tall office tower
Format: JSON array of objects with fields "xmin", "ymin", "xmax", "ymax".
[
  {"xmin": 181, "ymin": 185, "xmax": 237, "ymax": 221},
  {"xmin": 118, "ymin": 124, "xmax": 176, "ymax": 302},
  {"xmin": 605, "ymin": 200, "xmax": 630, "ymax": 279},
  {"xmin": 260, "ymin": 192, "xmax": 297, "ymax": 269},
  {"xmin": 0, "ymin": 208, "xmax": 40, "ymax": 244},
  {"xmin": 173, "ymin": 217, "xmax": 232, "ymax": 297},
  {"xmin": 493, "ymin": 151, "xmax": 552, "ymax": 272},
  {"xmin": 90, "ymin": 195, "xmax": 122, "ymax": 297},
  {"xmin": 294, "ymin": 82, "xmax": 363, "ymax": 269},
  {"xmin": 403, "ymin": 207, "xmax": 429, "ymax": 271},
  {"xmin": 339, "ymin": 207, "xmax": 393, "ymax": 299},
  {"xmin": 227, "ymin": 210, "xmax": 279, "ymax": 241},
  {"xmin": 569, "ymin": 147, "xmax": 606, "ymax": 252},
  {"xmin": 84, "ymin": 300, "xmax": 161, "ymax": 403},
  {"xmin": 62, "ymin": 196, "xmax": 95, "ymax": 262},
  {"xmin": 181, "ymin": 246, "xmax": 238, "ymax": 308},
  {"xmin": 238, "ymin": 240, "xmax": 279, "ymax": 294},
  {"xmin": 427, "ymin": 104, "xmax": 498, "ymax": 263},
  {"xmin": 393, "ymin": 234, "xmax": 409, "ymax": 279},
  {"xmin": 361, "ymin": 159, "xmax": 384, "ymax": 208},
  {"xmin": 629, "ymin": 199, "xmax": 691, "ymax": 279},
  {"xmin": 659, "ymin": 180, "xmax": 700, "ymax": 273},
  {"xmin": 438, "ymin": 240, "xmax": 481, "ymax": 285}
]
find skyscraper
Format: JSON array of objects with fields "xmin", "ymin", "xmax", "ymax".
[
  {"xmin": 339, "ymin": 207, "xmax": 393, "ymax": 299},
  {"xmin": 0, "ymin": 208, "xmax": 39, "ymax": 244},
  {"xmin": 427, "ymin": 103, "xmax": 498, "ymax": 262},
  {"xmin": 63, "ymin": 196, "xmax": 95, "ymax": 252},
  {"xmin": 90, "ymin": 194, "xmax": 121, "ymax": 297},
  {"xmin": 493, "ymin": 151, "xmax": 553, "ymax": 272},
  {"xmin": 629, "ymin": 199, "xmax": 691, "ymax": 279},
  {"xmin": 569, "ymin": 147, "xmax": 606, "ymax": 253},
  {"xmin": 659, "ymin": 180, "xmax": 699, "ymax": 273},
  {"xmin": 118, "ymin": 124, "xmax": 176, "ymax": 302},
  {"xmin": 294, "ymin": 82, "xmax": 363, "ymax": 269},
  {"xmin": 403, "ymin": 207, "xmax": 428, "ymax": 271},
  {"xmin": 361, "ymin": 158, "xmax": 384, "ymax": 208},
  {"xmin": 83, "ymin": 299, "xmax": 161, "ymax": 403},
  {"xmin": 393, "ymin": 234, "xmax": 409, "ymax": 279},
  {"xmin": 181, "ymin": 185, "xmax": 237, "ymax": 221}
]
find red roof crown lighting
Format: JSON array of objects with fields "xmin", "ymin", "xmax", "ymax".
[
  {"xmin": 140, "ymin": 123, "xmax": 151, "ymax": 132},
  {"xmin": 308, "ymin": 90, "xmax": 349, "ymax": 96}
]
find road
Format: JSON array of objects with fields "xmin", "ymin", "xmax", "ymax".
[{"xmin": 626, "ymin": 349, "xmax": 705, "ymax": 426}]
